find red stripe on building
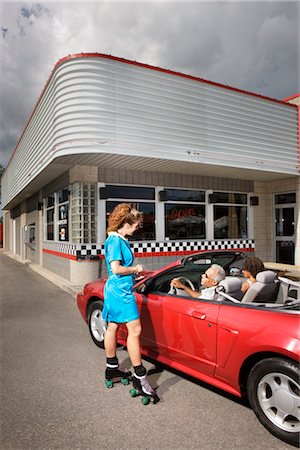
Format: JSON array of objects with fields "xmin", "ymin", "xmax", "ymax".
[{"xmin": 43, "ymin": 248, "xmax": 77, "ymax": 260}]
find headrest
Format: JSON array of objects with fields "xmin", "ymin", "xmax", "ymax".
[
  {"xmin": 256, "ymin": 270, "xmax": 276, "ymax": 284},
  {"xmin": 218, "ymin": 277, "xmax": 242, "ymax": 293}
]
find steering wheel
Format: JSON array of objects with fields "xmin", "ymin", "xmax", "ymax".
[{"xmin": 169, "ymin": 277, "xmax": 196, "ymax": 296}]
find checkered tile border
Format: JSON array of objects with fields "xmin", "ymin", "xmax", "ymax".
[
  {"xmin": 43, "ymin": 239, "xmax": 255, "ymax": 260},
  {"xmin": 43, "ymin": 242, "xmax": 78, "ymax": 255}
]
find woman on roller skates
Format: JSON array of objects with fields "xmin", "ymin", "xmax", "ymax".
[{"xmin": 102, "ymin": 203, "xmax": 159, "ymax": 403}]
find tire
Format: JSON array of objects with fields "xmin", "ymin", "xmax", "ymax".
[
  {"xmin": 247, "ymin": 357, "xmax": 300, "ymax": 447},
  {"xmin": 87, "ymin": 300, "xmax": 106, "ymax": 348}
]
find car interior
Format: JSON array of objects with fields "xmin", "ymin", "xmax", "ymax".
[{"xmin": 139, "ymin": 262, "xmax": 299, "ymax": 306}]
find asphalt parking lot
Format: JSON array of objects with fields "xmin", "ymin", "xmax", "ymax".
[{"xmin": 0, "ymin": 251, "xmax": 292, "ymax": 449}]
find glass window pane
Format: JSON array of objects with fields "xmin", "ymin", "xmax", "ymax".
[
  {"xmin": 214, "ymin": 206, "xmax": 247, "ymax": 238},
  {"xmin": 275, "ymin": 208, "xmax": 294, "ymax": 236},
  {"xmin": 106, "ymin": 201, "xmax": 156, "ymax": 240},
  {"xmin": 213, "ymin": 192, "xmax": 247, "ymax": 204},
  {"xmin": 105, "ymin": 185, "xmax": 155, "ymax": 200},
  {"xmin": 275, "ymin": 193, "xmax": 296, "ymax": 204},
  {"xmin": 276, "ymin": 241, "xmax": 295, "ymax": 264},
  {"xmin": 58, "ymin": 189, "xmax": 69, "ymax": 203},
  {"xmin": 165, "ymin": 204, "xmax": 206, "ymax": 239},
  {"xmin": 47, "ymin": 224, "xmax": 54, "ymax": 240},
  {"xmin": 164, "ymin": 189, "xmax": 205, "ymax": 202},
  {"xmin": 47, "ymin": 195, "xmax": 55, "ymax": 208},
  {"xmin": 46, "ymin": 208, "xmax": 54, "ymax": 224}
]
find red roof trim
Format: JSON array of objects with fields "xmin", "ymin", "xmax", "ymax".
[
  {"xmin": 4, "ymin": 52, "xmax": 297, "ymax": 172},
  {"xmin": 282, "ymin": 93, "xmax": 300, "ymax": 102}
]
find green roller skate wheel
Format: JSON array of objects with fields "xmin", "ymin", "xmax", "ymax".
[
  {"xmin": 121, "ymin": 378, "xmax": 129, "ymax": 386},
  {"xmin": 142, "ymin": 396, "xmax": 150, "ymax": 405},
  {"xmin": 105, "ymin": 379, "xmax": 114, "ymax": 388},
  {"xmin": 130, "ymin": 388, "xmax": 137, "ymax": 397}
]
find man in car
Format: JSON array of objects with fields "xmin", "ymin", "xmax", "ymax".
[{"xmin": 171, "ymin": 264, "xmax": 225, "ymax": 300}]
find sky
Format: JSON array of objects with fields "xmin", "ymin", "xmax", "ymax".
[{"xmin": 0, "ymin": 0, "xmax": 299, "ymax": 169}]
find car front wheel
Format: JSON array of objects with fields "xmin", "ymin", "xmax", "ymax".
[
  {"xmin": 87, "ymin": 300, "xmax": 106, "ymax": 348},
  {"xmin": 247, "ymin": 357, "xmax": 300, "ymax": 447}
]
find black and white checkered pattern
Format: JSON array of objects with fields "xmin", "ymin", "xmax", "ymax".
[
  {"xmin": 43, "ymin": 242, "xmax": 78, "ymax": 255},
  {"xmin": 43, "ymin": 239, "xmax": 255, "ymax": 260}
]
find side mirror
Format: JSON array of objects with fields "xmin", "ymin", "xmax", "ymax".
[{"xmin": 230, "ymin": 267, "xmax": 241, "ymax": 277}]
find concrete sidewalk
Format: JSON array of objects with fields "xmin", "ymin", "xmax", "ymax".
[{"xmin": 1, "ymin": 249, "xmax": 83, "ymax": 298}]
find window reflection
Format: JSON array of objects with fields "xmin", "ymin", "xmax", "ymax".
[
  {"xmin": 275, "ymin": 208, "xmax": 294, "ymax": 236},
  {"xmin": 106, "ymin": 201, "xmax": 155, "ymax": 241},
  {"xmin": 214, "ymin": 206, "xmax": 247, "ymax": 239}
]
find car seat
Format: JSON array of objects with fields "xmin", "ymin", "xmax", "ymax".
[
  {"xmin": 276, "ymin": 277, "xmax": 300, "ymax": 304},
  {"xmin": 241, "ymin": 270, "xmax": 278, "ymax": 303},
  {"xmin": 215, "ymin": 277, "xmax": 243, "ymax": 301}
]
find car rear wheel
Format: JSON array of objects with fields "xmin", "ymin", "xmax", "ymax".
[
  {"xmin": 247, "ymin": 357, "xmax": 300, "ymax": 446},
  {"xmin": 87, "ymin": 300, "xmax": 106, "ymax": 348}
]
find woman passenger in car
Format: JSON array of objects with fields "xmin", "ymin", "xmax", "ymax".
[{"xmin": 241, "ymin": 256, "xmax": 265, "ymax": 294}]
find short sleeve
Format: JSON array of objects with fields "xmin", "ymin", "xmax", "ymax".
[{"xmin": 106, "ymin": 236, "xmax": 123, "ymax": 264}]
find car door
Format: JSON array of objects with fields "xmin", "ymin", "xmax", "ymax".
[{"xmin": 135, "ymin": 291, "xmax": 220, "ymax": 376}]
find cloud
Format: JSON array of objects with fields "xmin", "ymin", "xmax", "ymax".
[{"xmin": 0, "ymin": 1, "xmax": 299, "ymax": 168}]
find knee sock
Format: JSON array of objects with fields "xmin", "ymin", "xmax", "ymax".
[
  {"xmin": 133, "ymin": 364, "xmax": 147, "ymax": 377},
  {"xmin": 106, "ymin": 356, "xmax": 118, "ymax": 369}
]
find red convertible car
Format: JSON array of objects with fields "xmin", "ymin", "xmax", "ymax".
[{"xmin": 77, "ymin": 251, "xmax": 300, "ymax": 446}]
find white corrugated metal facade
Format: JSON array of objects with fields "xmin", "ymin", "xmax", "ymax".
[
  {"xmin": 2, "ymin": 54, "xmax": 298, "ymax": 208},
  {"xmin": 1, "ymin": 54, "xmax": 299, "ymax": 282}
]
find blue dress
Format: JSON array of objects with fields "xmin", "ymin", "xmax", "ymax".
[{"xmin": 102, "ymin": 233, "xmax": 140, "ymax": 323}]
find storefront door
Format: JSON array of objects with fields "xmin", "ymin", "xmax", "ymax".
[{"xmin": 275, "ymin": 194, "xmax": 296, "ymax": 264}]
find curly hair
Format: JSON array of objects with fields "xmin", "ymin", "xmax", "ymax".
[
  {"xmin": 107, "ymin": 203, "xmax": 141, "ymax": 233},
  {"xmin": 242, "ymin": 256, "xmax": 265, "ymax": 278}
]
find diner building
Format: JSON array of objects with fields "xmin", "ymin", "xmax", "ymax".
[{"xmin": 1, "ymin": 53, "xmax": 299, "ymax": 285}]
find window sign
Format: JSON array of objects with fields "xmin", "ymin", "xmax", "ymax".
[
  {"xmin": 165, "ymin": 204, "xmax": 206, "ymax": 239},
  {"xmin": 45, "ymin": 189, "xmax": 70, "ymax": 242},
  {"xmin": 57, "ymin": 189, "xmax": 69, "ymax": 242}
]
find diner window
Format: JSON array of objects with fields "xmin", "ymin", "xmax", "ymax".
[
  {"xmin": 103, "ymin": 185, "xmax": 155, "ymax": 241},
  {"xmin": 45, "ymin": 195, "xmax": 55, "ymax": 240},
  {"xmin": 213, "ymin": 192, "xmax": 248, "ymax": 239},
  {"xmin": 164, "ymin": 189, "xmax": 206, "ymax": 240},
  {"xmin": 58, "ymin": 188, "xmax": 69, "ymax": 242},
  {"xmin": 106, "ymin": 200, "xmax": 155, "ymax": 241}
]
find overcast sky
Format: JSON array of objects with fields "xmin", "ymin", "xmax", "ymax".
[{"xmin": 0, "ymin": 1, "xmax": 299, "ymax": 168}]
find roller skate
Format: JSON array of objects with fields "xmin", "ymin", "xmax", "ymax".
[
  {"xmin": 130, "ymin": 373, "xmax": 160, "ymax": 405},
  {"xmin": 105, "ymin": 366, "xmax": 132, "ymax": 388}
]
